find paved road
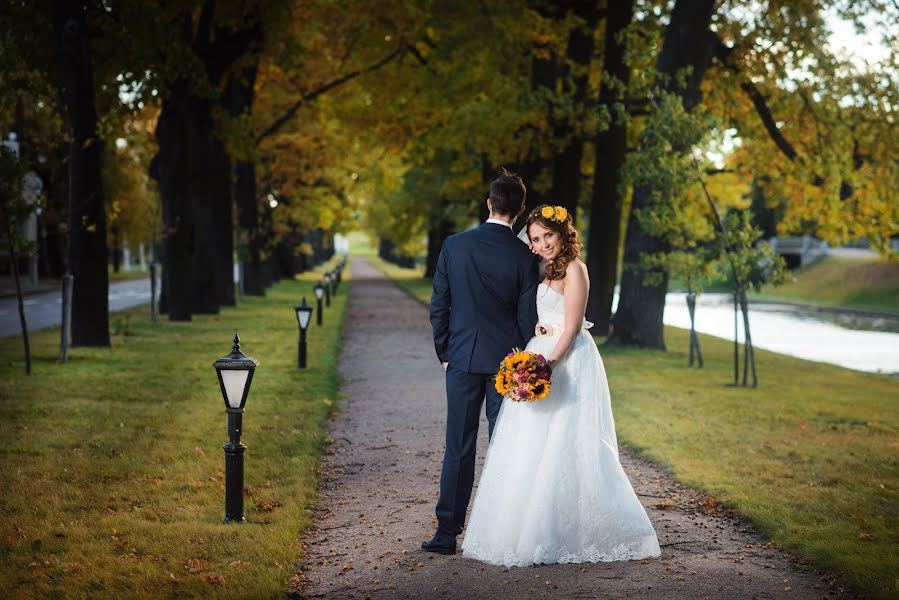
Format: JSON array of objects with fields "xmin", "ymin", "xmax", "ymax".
[
  {"xmin": 294, "ymin": 258, "xmax": 855, "ymax": 599},
  {"xmin": 0, "ymin": 277, "xmax": 156, "ymax": 339}
]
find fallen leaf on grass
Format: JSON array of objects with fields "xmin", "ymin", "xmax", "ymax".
[
  {"xmin": 254, "ymin": 498, "xmax": 282, "ymax": 512},
  {"xmin": 66, "ymin": 562, "xmax": 85, "ymax": 573},
  {"xmin": 857, "ymin": 532, "xmax": 875, "ymax": 541},
  {"xmin": 183, "ymin": 558, "xmax": 208, "ymax": 573},
  {"xmin": 193, "ymin": 447, "xmax": 204, "ymax": 457},
  {"xmin": 205, "ymin": 573, "xmax": 224, "ymax": 585},
  {"xmin": 229, "ymin": 560, "xmax": 252, "ymax": 568}
]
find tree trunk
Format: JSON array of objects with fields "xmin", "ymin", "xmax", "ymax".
[
  {"xmin": 53, "ymin": 0, "xmax": 110, "ymax": 346},
  {"xmin": 153, "ymin": 80, "xmax": 196, "ymax": 321},
  {"xmin": 733, "ymin": 289, "xmax": 739, "ymax": 385},
  {"xmin": 608, "ymin": 0, "xmax": 718, "ymax": 349},
  {"xmin": 550, "ymin": 1, "xmax": 599, "ymax": 222},
  {"xmin": 190, "ymin": 116, "xmax": 229, "ymax": 314},
  {"xmin": 739, "ymin": 289, "xmax": 757, "ymax": 387},
  {"xmin": 687, "ymin": 290, "xmax": 703, "ymax": 367},
  {"xmin": 111, "ymin": 224, "xmax": 121, "ymax": 273},
  {"xmin": 236, "ymin": 158, "xmax": 264, "ymax": 295},
  {"xmin": 226, "ymin": 61, "xmax": 265, "ymax": 295},
  {"xmin": 425, "ymin": 198, "xmax": 453, "ymax": 278},
  {"xmin": 6, "ymin": 229, "xmax": 30, "ymax": 374},
  {"xmin": 585, "ymin": 0, "xmax": 633, "ymax": 333}
]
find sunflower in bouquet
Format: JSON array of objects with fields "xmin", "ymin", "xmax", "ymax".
[{"xmin": 494, "ymin": 349, "xmax": 552, "ymax": 402}]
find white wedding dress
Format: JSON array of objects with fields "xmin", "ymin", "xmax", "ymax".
[{"xmin": 460, "ymin": 282, "xmax": 661, "ymax": 567}]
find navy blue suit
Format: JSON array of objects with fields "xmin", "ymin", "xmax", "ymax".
[{"xmin": 429, "ymin": 222, "xmax": 539, "ymax": 541}]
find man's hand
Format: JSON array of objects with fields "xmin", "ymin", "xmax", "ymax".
[{"xmin": 442, "ymin": 362, "xmax": 448, "ymax": 371}]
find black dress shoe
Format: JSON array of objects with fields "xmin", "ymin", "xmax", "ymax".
[{"xmin": 421, "ymin": 537, "xmax": 456, "ymax": 555}]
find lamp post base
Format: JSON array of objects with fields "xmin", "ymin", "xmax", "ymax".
[
  {"xmin": 224, "ymin": 410, "xmax": 246, "ymax": 523},
  {"xmin": 299, "ymin": 332, "xmax": 307, "ymax": 369},
  {"xmin": 223, "ymin": 440, "xmax": 246, "ymax": 523}
]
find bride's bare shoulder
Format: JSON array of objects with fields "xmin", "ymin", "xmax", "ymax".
[{"xmin": 565, "ymin": 259, "xmax": 588, "ymax": 281}]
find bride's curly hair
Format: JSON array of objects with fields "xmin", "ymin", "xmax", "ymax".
[{"xmin": 525, "ymin": 205, "xmax": 582, "ymax": 281}]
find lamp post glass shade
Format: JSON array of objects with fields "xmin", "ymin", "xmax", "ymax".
[
  {"xmin": 313, "ymin": 283, "xmax": 325, "ymax": 300},
  {"xmin": 296, "ymin": 297, "xmax": 313, "ymax": 330},
  {"xmin": 213, "ymin": 334, "xmax": 258, "ymax": 411}
]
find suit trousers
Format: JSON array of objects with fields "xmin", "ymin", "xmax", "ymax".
[{"xmin": 435, "ymin": 364, "xmax": 503, "ymax": 540}]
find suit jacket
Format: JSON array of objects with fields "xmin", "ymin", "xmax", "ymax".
[{"xmin": 430, "ymin": 222, "xmax": 540, "ymax": 374}]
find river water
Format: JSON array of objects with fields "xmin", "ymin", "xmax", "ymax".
[{"xmin": 657, "ymin": 292, "xmax": 899, "ymax": 375}]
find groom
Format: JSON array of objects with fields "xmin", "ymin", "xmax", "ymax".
[{"xmin": 422, "ymin": 168, "xmax": 540, "ymax": 555}]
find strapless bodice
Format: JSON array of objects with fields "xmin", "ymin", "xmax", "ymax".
[{"xmin": 536, "ymin": 283, "xmax": 593, "ymax": 333}]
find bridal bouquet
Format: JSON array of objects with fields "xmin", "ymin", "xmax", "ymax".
[{"xmin": 494, "ymin": 349, "xmax": 552, "ymax": 402}]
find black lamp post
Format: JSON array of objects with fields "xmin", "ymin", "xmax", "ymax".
[
  {"xmin": 323, "ymin": 274, "xmax": 331, "ymax": 307},
  {"xmin": 313, "ymin": 282, "xmax": 325, "ymax": 325},
  {"xmin": 295, "ymin": 297, "xmax": 313, "ymax": 368},
  {"xmin": 213, "ymin": 333, "xmax": 258, "ymax": 523}
]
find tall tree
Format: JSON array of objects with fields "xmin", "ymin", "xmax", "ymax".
[
  {"xmin": 608, "ymin": 0, "xmax": 718, "ymax": 349},
  {"xmin": 585, "ymin": 0, "xmax": 634, "ymax": 333},
  {"xmin": 152, "ymin": 2, "xmax": 261, "ymax": 319},
  {"xmin": 224, "ymin": 58, "xmax": 264, "ymax": 295},
  {"xmin": 53, "ymin": 0, "xmax": 110, "ymax": 346}
]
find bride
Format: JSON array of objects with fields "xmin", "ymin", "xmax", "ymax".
[{"xmin": 460, "ymin": 205, "xmax": 661, "ymax": 567}]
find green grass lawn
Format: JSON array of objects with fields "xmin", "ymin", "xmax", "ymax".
[
  {"xmin": 369, "ymin": 255, "xmax": 899, "ymax": 598},
  {"xmin": 0, "ymin": 258, "xmax": 348, "ymax": 599},
  {"xmin": 108, "ymin": 267, "xmax": 153, "ymax": 282}
]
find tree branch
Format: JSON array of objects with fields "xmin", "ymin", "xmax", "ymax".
[
  {"xmin": 713, "ymin": 33, "xmax": 855, "ymax": 200},
  {"xmin": 194, "ymin": 0, "xmax": 215, "ymax": 52},
  {"xmin": 255, "ymin": 44, "xmax": 407, "ymax": 145},
  {"xmin": 715, "ymin": 36, "xmax": 798, "ymax": 161}
]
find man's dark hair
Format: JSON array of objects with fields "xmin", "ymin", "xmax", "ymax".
[{"xmin": 489, "ymin": 168, "xmax": 526, "ymax": 216}]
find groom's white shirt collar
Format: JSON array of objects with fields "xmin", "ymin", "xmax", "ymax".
[{"xmin": 485, "ymin": 218, "xmax": 513, "ymax": 229}]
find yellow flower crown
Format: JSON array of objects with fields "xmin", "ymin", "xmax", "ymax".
[{"xmin": 532, "ymin": 205, "xmax": 569, "ymax": 223}]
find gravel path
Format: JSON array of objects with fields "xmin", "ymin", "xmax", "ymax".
[{"xmin": 294, "ymin": 258, "xmax": 857, "ymax": 599}]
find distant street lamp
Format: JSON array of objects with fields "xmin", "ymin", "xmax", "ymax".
[
  {"xmin": 323, "ymin": 274, "xmax": 331, "ymax": 307},
  {"xmin": 295, "ymin": 297, "xmax": 313, "ymax": 368},
  {"xmin": 313, "ymin": 282, "xmax": 325, "ymax": 326},
  {"xmin": 213, "ymin": 333, "xmax": 258, "ymax": 523}
]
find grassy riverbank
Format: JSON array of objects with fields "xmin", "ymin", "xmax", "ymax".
[
  {"xmin": 369, "ymin": 255, "xmax": 898, "ymax": 598},
  {"xmin": 0, "ymin": 260, "xmax": 348, "ymax": 599},
  {"xmin": 749, "ymin": 255, "xmax": 899, "ymax": 314},
  {"xmin": 671, "ymin": 255, "xmax": 899, "ymax": 315}
]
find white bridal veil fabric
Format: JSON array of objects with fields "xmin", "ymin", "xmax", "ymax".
[{"xmin": 460, "ymin": 283, "xmax": 661, "ymax": 567}]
